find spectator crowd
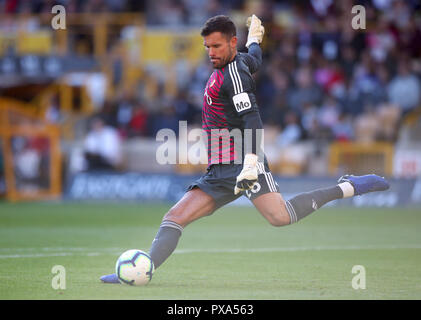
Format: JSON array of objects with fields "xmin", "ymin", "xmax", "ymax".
[
  {"xmin": 105, "ymin": 0, "xmax": 421, "ymax": 147},
  {"xmin": 1, "ymin": 0, "xmax": 421, "ymax": 149}
]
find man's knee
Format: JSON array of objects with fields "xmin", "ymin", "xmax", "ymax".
[
  {"xmin": 163, "ymin": 207, "xmax": 185, "ymax": 226},
  {"xmin": 265, "ymin": 208, "xmax": 291, "ymax": 227}
]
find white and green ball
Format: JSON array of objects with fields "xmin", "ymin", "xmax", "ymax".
[{"xmin": 115, "ymin": 249, "xmax": 154, "ymax": 286}]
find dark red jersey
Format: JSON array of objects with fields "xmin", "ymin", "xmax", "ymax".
[{"xmin": 202, "ymin": 43, "xmax": 263, "ymax": 165}]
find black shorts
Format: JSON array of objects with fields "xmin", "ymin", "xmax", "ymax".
[{"xmin": 187, "ymin": 162, "xmax": 280, "ymax": 210}]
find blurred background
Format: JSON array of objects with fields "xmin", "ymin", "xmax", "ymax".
[{"xmin": 0, "ymin": 0, "xmax": 420, "ymax": 206}]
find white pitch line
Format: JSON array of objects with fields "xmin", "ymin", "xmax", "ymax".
[
  {"xmin": 174, "ymin": 244, "xmax": 421, "ymax": 254},
  {"xmin": 0, "ymin": 252, "xmax": 76, "ymax": 259},
  {"xmin": 0, "ymin": 244, "xmax": 420, "ymax": 259},
  {"xmin": 0, "ymin": 247, "xmax": 123, "ymax": 252},
  {"xmin": 0, "ymin": 252, "xmax": 110, "ymax": 259}
]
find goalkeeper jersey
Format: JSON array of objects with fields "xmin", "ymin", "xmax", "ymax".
[{"xmin": 202, "ymin": 43, "xmax": 263, "ymax": 166}]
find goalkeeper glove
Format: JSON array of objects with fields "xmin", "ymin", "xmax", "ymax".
[
  {"xmin": 234, "ymin": 154, "xmax": 258, "ymax": 195},
  {"xmin": 246, "ymin": 14, "xmax": 265, "ymax": 48}
]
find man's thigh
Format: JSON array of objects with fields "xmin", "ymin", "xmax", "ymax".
[
  {"xmin": 244, "ymin": 162, "xmax": 280, "ymax": 200},
  {"xmin": 163, "ymin": 187, "xmax": 217, "ymax": 228}
]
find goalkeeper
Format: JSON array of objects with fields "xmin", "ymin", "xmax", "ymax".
[{"xmin": 101, "ymin": 15, "xmax": 389, "ymax": 283}]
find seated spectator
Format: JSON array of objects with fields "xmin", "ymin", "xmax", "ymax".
[
  {"xmin": 366, "ymin": 15, "xmax": 395, "ymax": 63},
  {"xmin": 129, "ymin": 104, "xmax": 148, "ymax": 137},
  {"xmin": 276, "ymin": 111, "xmax": 302, "ymax": 148},
  {"xmin": 376, "ymin": 103, "xmax": 401, "ymax": 141},
  {"xmin": 301, "ymin": 102, "xmax": 319, "ymax": 138},
  {"xmin": 289, "ymin": 66, "xmax": 323, "ymax": 113},
  {"xmin": 317, "ymin": 95, "xmax": 341, "ymax": 132},
  {"xmin": 387, "ymin": 60, "xmax": 421, "ymax": 116},
  {"xmin": 332, "ymin": 112, "xmax": 354, "ymax": 141},
  {"xmin": 83, "ymin": 116, "xmax": 122, "ymax": 171},
  {"xmin": 354, "ymin": 107, "xmax": 381, "ymax": 143}
]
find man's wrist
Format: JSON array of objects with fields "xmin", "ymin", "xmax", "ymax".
[
  {"xmin": 244, "ymin": 153, "xmax": 258, "ymax": 166},
  {"xmin": 246, "ymin": 38, "xmax": 260, "ymax": 48}
]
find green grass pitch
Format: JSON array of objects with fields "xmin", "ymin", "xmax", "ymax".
[{"xmin": 0, "ymin": 201, "xmax": 420, "ymax": 299}]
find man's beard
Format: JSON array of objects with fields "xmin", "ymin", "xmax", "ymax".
[{"xmin": 214, "ymin": 48, "xmax": 234, "ymax": 69}]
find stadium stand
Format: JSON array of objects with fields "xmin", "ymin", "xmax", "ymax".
[{"xmin": 0, "ymin": 0, "xmax": 420, "ymax": 201}]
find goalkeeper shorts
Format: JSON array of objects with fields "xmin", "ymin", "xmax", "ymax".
[{"xmin": 186, "ymin": 162, "xmax": 280, "ymax": 210}]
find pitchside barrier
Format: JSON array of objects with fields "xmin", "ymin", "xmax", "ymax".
[
  {"xmin": 329, "ymin": 142, "xmax": 394, "ymax": 177},
  {"xmin": 64, "ymin": 171, "xmax": 421, "ymax": 208}
]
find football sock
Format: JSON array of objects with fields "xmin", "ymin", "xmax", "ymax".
[
  {"xmin": 337, "ymin": 182, "xmax": 355, "ymax": 198},
  {"xmin": 285, "ymin": 185, "xmax": 344, "ymax": 224},
  {"xmin": 149, "ymin": 220, "xmax": 183, "ymax": 269}
]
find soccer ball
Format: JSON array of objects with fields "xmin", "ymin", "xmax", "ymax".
[{"xmin": 115, "ymin": 249, "xmax": 154, "ymax": 286}]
